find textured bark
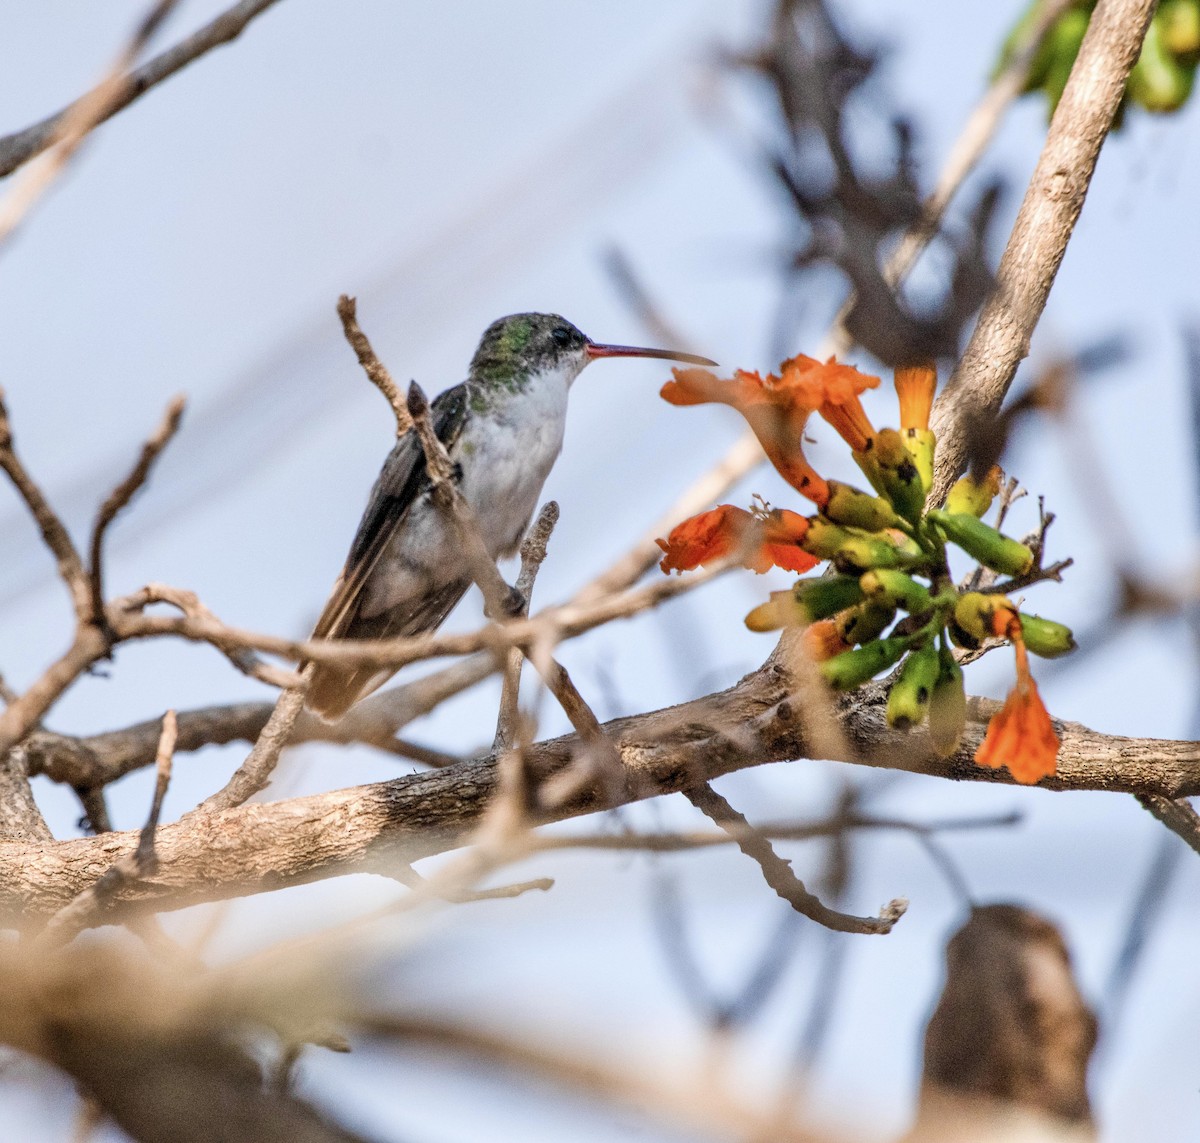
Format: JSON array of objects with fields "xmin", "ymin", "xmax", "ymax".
[
  {"xmin": 929, "ymin": 0, "xmax": 1158, "ymax": 505},
  {"xmin": 3, "ymin": 657, "xmax": 1196, "ymax": 924}
]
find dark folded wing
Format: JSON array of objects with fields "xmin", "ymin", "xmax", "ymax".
[{"xmin": 311, "ymin": 383, "xmax": 469, "ymax": 641}]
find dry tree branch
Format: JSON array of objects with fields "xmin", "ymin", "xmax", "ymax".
[
  {"xmin": 35, "ymin": 711, "xmax": 178, "ymax": 947},
  {"xmin": 335, "ymin": 294, "xmax": 410, "ymax": 435},
  {"xmin": 494, "ymin": 501, "xmax": 560, "ymax": 752},
  {"xmin": 928, "ymin": 0, "xmax": 1158, "ymax": 505},
  {"xmin": 0, "ymin": 0, "xmax": 182, "ymax": 245},
  {"xmin": 4, "ymin": 661, "xmax": 1197, "ymax": 925},
  {"xmin": 684, "ymin": 783, "xmax": 905, "ymax": 935},
  {"xmin": 195, "ymin": 683, "xmax": 308, "ymax": 813},
  {"xmin": 0, "ymin": 388, "xmax": 92, "ymax": 618},
  {"xmin": 1136, "ymin": 795, "xmax": 1200, "ymax": 857},
  {"xmin": 405, "ymin": 381, "xmax": 524, "ymax": 618},
  {"xmin": 87, "ymin": 395, "xmax": 186, "ymax": 624},
  {"xmin": 0, "ymin": 0, "xmax": 285, "ymax": 179}
]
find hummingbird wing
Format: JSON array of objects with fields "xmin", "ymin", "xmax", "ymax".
[{"xmin": 306, "ymin": 384, "xmax": 470, "ymax": 719}]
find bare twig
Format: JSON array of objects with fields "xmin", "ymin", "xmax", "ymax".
[
  {"xmin": 929, "ymin": 0, "xmax": 1158, "ymax": 505},
  {"xmin": 684, "ymin": 783, "xmax": 906, "ymax": 935},
  {"xmin": 195, "ymin": 679, "xmax": 309, "ymax": 813},
  {"xmin": 0, "ymin": 0, "xmax": 284, "ymax": 179},
  {"xmin": 406, "ymin": 381, "xmax": 522, "ymax": 618},
  {"xmin": 0, "ymin": 388, "xmax": 91, "ymax": 618},
  {"xmin": 36, "ymin": 711, "xmax": 178, "ymax": 946},
  {"xmin": 0, "ymin": 0, "xmax": 181, "ymax": 245},
  {"xmin": 1136, "ymin": 795, "xmax": 1200, "ymax": 857},
  {"xmin": 335, "ymin": 295, "xmax": 410, "ymax": 435},
  {"xmin": 87, "ymin": 396, "xmax": 186, "ymax": 623},
  {"xmin": 494, "ymin": 502, "xmax": 560, "ymax": 752}
]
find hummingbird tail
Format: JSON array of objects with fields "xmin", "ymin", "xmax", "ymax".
[{"xmin": 305, "ymin": 664, "xmax": 378, "ymax": 722}]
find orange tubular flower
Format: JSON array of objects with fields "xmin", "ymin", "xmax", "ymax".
[
  {"xmin": 975, "ymin": 610, "xmax": 1061, "ymax": 784},
  {"xmin": 656, "ymin": 505, "xmax": 818, "ymax": 576},
  {"xmin": 661, "ymin": 367, "xmax": 830, "ymax": 505},
  {"xmin": 893, "ymin": 361, "xmax": 936, "ymax": 432},
  {"xmin": 784, "ymin": 354, "xmax": 880, "ymax": 451}
]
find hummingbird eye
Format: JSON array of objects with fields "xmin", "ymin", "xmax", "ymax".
[{"xmin": 551, "ymin": 327, "xmax": 573, "ymax": 347}]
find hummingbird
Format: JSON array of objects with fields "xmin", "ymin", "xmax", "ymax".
[{"xmin": 306, "ymin": 312, "xmax": 716, "ymax": 720}]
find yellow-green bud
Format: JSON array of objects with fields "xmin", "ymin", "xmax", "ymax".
[
  {"xmin": 953, "ymin": 591, "xmax": 1014, "ymax": 642},
  {"xmin": 902, "ymin": 428, "xmax": 936, "ymax": 495},
  {"xmin": 803, "ymin": 518, "xmax": 916, "ymax": 574},
  {"xmin": 886, "ymin": 642, "xmax": 940, "ymax": 730},
  {"xmin": 927, "ymin": 647, "xmax": 966, "ymax": 756},
  {"xmin": 1130, "ymin": 14, "xmax": 1196, "ymax": 112},
  {"xmin": 824, "ymin": 480, "xmax": 899, "ymax": 532},
  {"xmin": 872, "ymin": 428, "xmax": 927, "ymax": 523},
  {"xmin": 1018, "ymin": 612, "xmax": 1076, "ymax": 658},
  {"xmin": 837, "ymin": 600, "xmax": 897, "ymax": 646},
  {"xmin": 820, "ymin": 635, "xmax": 910, "ymax": 690},
  {"xmin": 1160, "ymin": 0, "xmax": 1200, "ymax": 58},
  {"xmin": 945, "ymin": 466, "xmax": 1002, "ymax": 518},
  {"xmin": 743, "ymin": 575, "xmax": 866, "ymax": 631},
  {"xmin": 926, "ymin": 509, "xmax": 1034, "ymax": 576},
  {"xmin": 860, "ymin": 568, "xmax": 933, "ymax": 614}
]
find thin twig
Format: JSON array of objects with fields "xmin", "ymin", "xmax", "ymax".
[
  {"xmin": 0, "ymin": 0, "xmax": 181, "ymax": 245},
  {"xmin": 494, "ymin": 502, "xmax": 560, "ymax": 752},
  {"xmin": 406, "ymin": 381, "xmax": 522, "ymax": 618},
  {"xmin": 1136, "ymin": 795, "xmax": 1200, "ymax": 857},
  {"xmin": 35, "ymin": 710, "xmax": 178, "ymax": 947},
  {"xmin": 87, "ymin": 395, "xmax": 186, "ymax": 624},
  {"xmin": 683, "ymin": 783, "xmax": 907, "ymax": 935},
  {"xmin": 336, "ymin": 295, "xmax": 410, "ymax": 435},
  {"xmin": 194, "ymin": 678, "xmax": 309, "ymax": 813},
  {"xmin": 0, "ymin": 0, "xmax": 284, "ymax": 180},
  {"xmin": 0, "ymin": 388, "xmax": 91, "ymax": 618}
]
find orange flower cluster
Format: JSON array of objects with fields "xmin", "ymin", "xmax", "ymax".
[
  {"xmin": 974, "ymin": 605, "xmax": 1060, "ymax": 784},
  {"xmin": 656, "ymin": 505, "xmax": 818, "ymax": 575}
]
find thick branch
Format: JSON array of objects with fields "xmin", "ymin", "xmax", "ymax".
[
  {"xmin": 928, "ymin": 0, "xmax": 1157, "ymax": 504},
  {"xmin": 3, "ymin": 659, "xmax": 1196, "ymax": 923}
]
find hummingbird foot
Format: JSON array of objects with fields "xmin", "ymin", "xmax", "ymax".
[{"xmin": 487, "ymin": 584, "xmax": 526, "ymax": 619}]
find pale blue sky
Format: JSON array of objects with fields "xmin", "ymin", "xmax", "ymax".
[{"xmin": 1, "ymin": 2, "xmax": 1198, "ymax": 1140}]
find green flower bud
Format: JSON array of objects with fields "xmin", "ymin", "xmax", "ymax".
[
  {"xmin": 859, "ymin": 568, "xmax": 934, "ymax": 614},
  {"xmin": 953, "ymin": 591, "xmax": 1015, "ymax": 642},
  {"xmin": 1018, "ymin": 612, "xmax": 1076, "ymax": 658},
  {"xmin": 1130, "ymin": 14, "xmax": 1196, "ymax": 112},
  {"xmin": 886, "ymin": 642, "xmax": 940, "ymax": 730},
  {"xmin": 902, "ymin": 428, "xmax": 936, "ymax": 495},
  {"xmin": 926, "ymin": 509, "xmax": 1034, "ymax": 576},
  {"xmin": 927, "ymin": 647, "xmax": 966, "ymax": 756},
  {"xmin": 944, "ymin": 467, "xmax": 1002, "ymax": 518},
  {"xmin": 803, "ymin": 518, "xmax": 917, "ymax": 574},
  {"xmin": 824, "ymin": 480, "xmax": 900, "ymax": 532},
  {"xmin": 743, "ymin": 575, "xmax": 866, "ymax": 631},
  {"xmin": 837, "ymin": 600, "xmax": 897, "ymax": 646},
  {"xmin": 1160, "ymin": 0, "xmax": 1200, "ymax": 59},
  {"xmin": 820, "ymin": 635, "xmax": 910, "ymax": 690},
  {"xmin": 872, "ymin": 428, "xmax": 927, "ymax": 523}
]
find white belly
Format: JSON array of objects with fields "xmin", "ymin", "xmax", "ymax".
[{"xmin": 359, "ymin": 367, "xmax": 570, "ymax": 618}]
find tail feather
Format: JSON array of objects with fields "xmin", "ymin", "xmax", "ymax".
[{"xmin": 304, "ymin": 578, "xmax": 471, "ymax": 722}]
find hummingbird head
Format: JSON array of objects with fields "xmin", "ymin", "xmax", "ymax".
[{"xmin": 468, "ymin": 313, "xmax": 716, "ymax": 393}]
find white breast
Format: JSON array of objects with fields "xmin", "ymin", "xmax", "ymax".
[{"xmin": 456, "ymin": 363, "xmax": 571, "ymax": 557}]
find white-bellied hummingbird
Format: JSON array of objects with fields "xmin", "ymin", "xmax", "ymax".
[{"xmin": 306, "ymin": 312, "xmax": 715, "ymax": 719}]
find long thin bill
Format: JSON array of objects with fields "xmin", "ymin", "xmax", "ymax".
[{"xmin": 586, "ymin": 341, "xmax": 717, "ymax": 367}]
